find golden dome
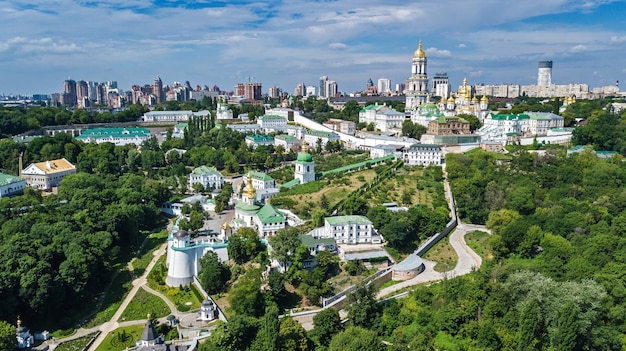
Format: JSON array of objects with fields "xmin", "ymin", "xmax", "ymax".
[
  {"xmin": 242, "ymin": 173, "xmax": 256, "ymax": 200},
  {"xmin": 302, "ymin": 141, "xmax": 309, "ymax": 154},
  {"xmin": 221, "ymin": 222, "xmax": 231, "ymax": 229},
  {"xmin": 472, "ymin": 96, "xmax": 478, "ymax": 103},
  {"xmin": 413, "ymin": 41, "xmax": 427, "ymax": 58},
  {"xmin": 447, "ymin": 96, "xmax": 455, "ymax": 103},
  {"xmin": 481, "ymin": 95, "xmax": 489, "ymax": 103}
]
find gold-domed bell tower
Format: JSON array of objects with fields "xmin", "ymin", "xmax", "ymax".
[{"xmin": 242, "ymin": 173, "xmax": 257, "ymax": 205}]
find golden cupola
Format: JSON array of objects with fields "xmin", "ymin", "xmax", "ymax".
[
  {"xmin": 413, "ymin": 41, "xmax": 427, "ymax": 58},
  {"xmin": 242, "ymin": 173, "xmax": 256, "ymax": 201},
  {"xmin": 481, "ymin": 95, "xmax": 489, "ymax": 103}
]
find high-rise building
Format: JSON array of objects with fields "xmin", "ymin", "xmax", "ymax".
[
  {"xmin": 294, "ymin": 82, "xmax": 306, "ymax": 96},
  {"xmin": 76, "ymin": 80, "xmax": 89, "ymax": 102},
  {"xmin": 377, "ymin": 78, "xmax": 391, "ymax": 94},
  {"xmin": 538, "ymin": 61, "xmax": 552, "ymax": 86},
  {"xmin": 269, "ymin": 86, "xmax": 282, "ymax": 98},
  {"xmin": 319, "ymin": 76, "xmax": 329, "ymax": 98},
  {"xmin": 236, "ymin": 82, "xmax": 262, "ymax": 100},
  {"xmin": 62, "ymin": 79, "xmax": 77, "ymax": 105},
  {"xmin": 306, "ymin": 86, "xmax": 316, "ymax": 97},
  {"xmin": 153, "ymin": 76, "xmax": 164, "ymax": 104},
  {"xmin": 432, "ymin": 73, "xmax": 450, "ymax": 99},
  {"xmin": 404, "ymin": 41, "xmax": 429, "ymax": 110},
  {"xmin": 325, "ymin": 80, "xmax": 338, "ymax": 98}
]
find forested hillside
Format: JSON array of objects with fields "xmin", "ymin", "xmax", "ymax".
[{"xmin": 369, "ymin": 146, "xmax": 626, "ymax": 350}]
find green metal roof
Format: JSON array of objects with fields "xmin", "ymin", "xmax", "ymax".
[
  {"xmin": 247, "ymin": 134, "xmax": 274, "ymax": 142},
  {"xmin": 321, "ymin": 154, "xmax": 394, "ymax": 176},
  {"xmin": 281, "ymin": 178, "xmax": 301, "ymax": 189},
  {"xmin": 491, "ymin": 114, "xmax": 530, "ymax": 121},
  {"xmin": 0, "ymin": 173, "xmax": 24, "ymax": 186},
  {"xmin": 77, "ymin": 127, "xmax": 150, "ymax": 139},
  {"xmin": 299, "ymin": 234, "xmax": 336, "ymax": 247},
  {"xmin": 249, "ymin": 171, "xmax": 274, "ymax": 182},
  {"xmin": 306, "ymin": 130, "xmax": 337, "ymax": 138},
  {"xmin": 296, "ymin": 151, "xmax": 313, "ymax": 163},
  {"xmin": 325, "ymin": 215, "xmax": 372, "ymax": 226},
  {"xmin": 191, "ymin": 165, "xmax": 221, "ymax": 176},
  {"xmin": 259, "ymin": 114, "xmax": 286, "ymax": 121},
  {"xmin": 235, "ymin": 202, "xmax": 262, "ymax": 212},
  {"xmin": 257, "ymin": 204, "xmax": 286, "ymax": 224}
]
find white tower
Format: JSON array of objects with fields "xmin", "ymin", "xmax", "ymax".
[
  {"xmin": 405, "ymin": 41, "xmax": 429, "ymax": 110},
  {"xmin": 294, "ymin": 142, "xmax": 315, "ymax": 184},
  {"xmin": 166, "ymin": 229, "xmax": 194, "ymax": 286},
  {"xmin": 538, "ymin": 61, "xmax": 553, "ymax": 86}
]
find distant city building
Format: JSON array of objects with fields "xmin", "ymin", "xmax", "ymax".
[
  {"xmin": 319, "ymin": 76, "xmax": 329, "ymax": 99},
  {"xmin": 432, "ymin": 73, "xmax": 450, "ymax": 99},
  {"xmin": 377, "ymin": 78, "xmax": 391, "ymax": 94},
  {"xmin": 236, "ymin": 82, "xmax": 262, "ymax": 100},
  {"xmin": 474, "ymin": 84, "xmax": 521, "ymax": 98},
  {"xmin": 323, "ymin": 118, "xmax": 356, "ymax": 135},
  {"xmin": 22, "ymin": 158, "xmax": 76, "ymax": 191},
  {"xmin": 153, "ymin": 76, "xmax": 164, "ymax": 104},
  {"xmin": 538, "ymin": 61, "xmax": 553, "ymax": 86},
  {"xmin": 294, "ymin": 82, "xmax": 306, "ymax": 97},
  {"xmin": 404, "ymin": 41, "xmax": 429, "ymax": 110},
  {"xmin": 268, "ymin": 86, "xmax": 282, "ymax": 98},
  {"xmin": 306, "ymin": 86, "xmax": 316, "ymax": 96}
]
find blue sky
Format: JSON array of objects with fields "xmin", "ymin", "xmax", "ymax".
[{"xmin": 0, "ymin": 0, "xmax": 625, "ymax": 95}]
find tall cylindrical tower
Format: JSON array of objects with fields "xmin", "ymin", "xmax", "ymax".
[{"xmin": 537, "ymin": 61, "xmax": 553, "ymax": 86}]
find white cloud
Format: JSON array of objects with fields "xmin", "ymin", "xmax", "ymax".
[
  {"xmin": 458, "ymin": 43, "xmax": 467, "ymax": 48},
  {"xmin": 426, "ymin": 47, "xmax": 451, "ymax": 57},
  {"xmin": 328, "ymin": 42, "xmax": 348, "ymax": 50},
  {"xmin": 571, "ymin": 44, "xmax": 587, "ymax": 52},
  {"xmin": 611, "ymin": 35, "xmax": 626, "ymax": 43},
  {"xmin": 0, "ymin": 36, "xmax": 83, "ymax": 54}
]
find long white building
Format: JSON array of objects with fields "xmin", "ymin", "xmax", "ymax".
[{"xmin": 312, "ymin": 216, "xmax": 383, "ymax": 245}]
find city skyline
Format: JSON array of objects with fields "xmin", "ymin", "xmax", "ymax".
[{"xmin": 1, "ymin": 0, "xmax": 625, "ymax": 95}]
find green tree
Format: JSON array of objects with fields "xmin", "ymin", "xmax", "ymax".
[
  {"xmin": 0, "ymin": 320, "xmax": 15, "ymax": 351},
  {"xmin": 199, "ymin": 251, "xmax": 231, "ymax": 294},
  {"xmin": 518, "ymin": 298, "xmax": 543, "ymax": 351},
  {"xmin": 310, "ymin": 307, "xmax": 342, "ymax": 347},
  {"xmin": 250, "ymin": 303, "xmax": 280, "ymax": 351},
  {"xmin": 228, "ymin": 268, "xmax": 264, "ymax": 317},
  {"xmin": 555, "ymin": 302, "xmax": 578, "ymax": 351},
  {"xmin": 328, "ymin": 326, "xmax": 380, "ymax": 351},
  {"xmin": 278, "ymin": 317, "xmax": 310, "ymax": 351},
  {"xmin": 346, "ymin": 286, "xmax": 380, "ymax": 329},
  {"xmin": 268, "ymin": 227, "xmax": 302, "ymax": 268}
]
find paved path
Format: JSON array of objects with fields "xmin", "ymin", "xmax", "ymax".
[{"xmin": 85, "ymin": 242, "xmax": 168, "ymax": 351}]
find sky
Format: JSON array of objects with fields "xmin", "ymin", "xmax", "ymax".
[{"xmin": 1, "ymin": 0, "xmax": 626, "ymax": 96}]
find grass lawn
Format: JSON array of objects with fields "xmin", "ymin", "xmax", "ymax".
[
  {"xmin": 272, "ymin": 169, "xmax": 377, "ymax": 218},
  {"xmin": 118, "ymin": 288, "xmax": 171, "ymax": 322},
  {"xmin": 132, "ymin": 230, "xmax": 168, "ymax": 276},
  {"xmin": 465, "ymin": 230, "xmax": 491, "ymax": 260},
  {"xmin": 147, "ymin": 277, "xmax": 203, "ymax": 312},
  {"xmin": 95, "ymin": 325, "xmax": 144, "ymax": 351},
  {"xmin": 365, "ymin": 166, "xmax": 446, "ymax": 208},
  {"xmin": 55, "ymin": 333, "xmax": 98, "ymax": 351},
  {"xmin": 423, "ymin": 233, "xmax": 458, "ymax": 273},
  {"xmin": 84, "ymin": 269, "xmax": 134, "ymax": 328}
]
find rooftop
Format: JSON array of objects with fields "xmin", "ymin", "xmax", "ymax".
[
  {"xmin": 246, "ymin": 134, "xmax": 274, "ymax": 142},
  {"xmin": 0, "ymin": 173, "xmax": 24, "ymax": 186},
  {"xmin": 259, "ymin": 114, "xmax": 287, "ymax": 121},
  {"xmin": 325, "ymin": 215, "xmax": 372, "ymax": 226},
  {"xmin": 306, "ymin": 130, "xmax": 338, "ymax": 138},
  {"xmin": 191, "ymin": 165, "xmax": 221, "ymax": 176},
  {"xmin": 249, "ymin": 171, "xmax": 274, "ymax": 182},
  {"xmin": 257, "ymin": 204, "xmax": 286, "ymax": 224},
  {"xmin": 300, "ymin": 234, "xmax": 336, "ymax": 247},
  {"xmin": 77, "ymin": 127, "xmax": 150, "ymax": 139},
  {"xmin": 29, "ymin": 158, "xmax": 75, "ymax": 174}
]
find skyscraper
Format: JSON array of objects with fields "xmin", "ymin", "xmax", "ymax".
[
  {"xmin": 537, "ymin": 61, "xmax": 553, "ymax": 86},
  {"xmin": 432, "ymin": 73, "xmax": 450, "ymax": 99},
  {"xmin": 404, "ymin": 41, "xmax": 429, "ymax": 110},
  {"xmin": 62, "ymin": 79, "xmax": 77, "ymax": 105},
  {"xmin": 319, "ymin": 76, "xmax": 329, "ymax": 98},
  {"xmin": 236, "ymin": 82, "xmax": 262, "ymax": 100},
  {"xmin": 377, "ymin": 78, "xmax": 391, "ymax": 94},
  {"xmin": 153, "ymin": 76, "xmax": 164, "ymax": 105}
]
